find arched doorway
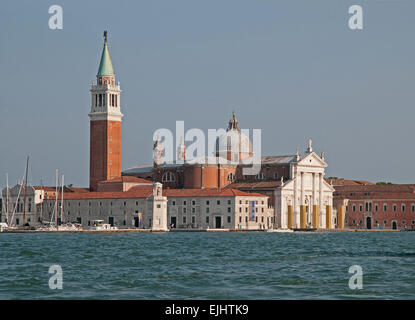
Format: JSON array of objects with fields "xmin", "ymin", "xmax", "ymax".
[
  {"xmin": 366, "ymin": 217, "xmax": 372, "ymax": 229},
  {"xmin": 392, "ymin": 221, "xmax": 397, "ymax": 230}
]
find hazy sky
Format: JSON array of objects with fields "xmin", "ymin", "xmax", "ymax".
[{"xmin": 0, "ymin": 0, "xmax": 414, "ymax": 187}]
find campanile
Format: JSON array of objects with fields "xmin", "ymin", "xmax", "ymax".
[{"xmin": 89, "ymin": 31, "xmax": 123, "ymax": 191}]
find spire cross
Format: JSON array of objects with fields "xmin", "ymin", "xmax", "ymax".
[{"xmin": 104, "ymin": 30, "xmax": 108, "ymax": 42}]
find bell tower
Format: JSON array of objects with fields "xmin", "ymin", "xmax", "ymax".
[{"xmin": 89, "ymin": 31, "xmax": 123, "ymax": 191}]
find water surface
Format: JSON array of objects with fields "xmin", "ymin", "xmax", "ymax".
[{"xmin": 0, "ymin": 232, "xmax": 414, "ymax": 299}]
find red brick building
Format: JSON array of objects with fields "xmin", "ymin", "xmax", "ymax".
[{"xmin": 331, "ymin": 179, "xmax": 415, "ymax": 230}]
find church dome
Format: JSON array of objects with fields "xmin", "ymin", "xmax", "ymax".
[{"xmin": 215, "ymin": 112, "xmax": 253, "ymax": 162}]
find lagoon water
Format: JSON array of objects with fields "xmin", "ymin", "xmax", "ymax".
[{"xmin": 0, "ymin": 231, "xmax": 414, "ymax": 299}]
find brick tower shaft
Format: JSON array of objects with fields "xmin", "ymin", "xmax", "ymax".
[{"xmin": 89, "ymin": 31, "xmax": 123, "ymax": 191}]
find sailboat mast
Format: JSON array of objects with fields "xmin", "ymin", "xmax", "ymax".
[
  {"xmin": 55, "ymin": 169, "xmax": 58, "ymax": 230},
  {"xmin": 61, "ymin": 175, "xmax": 64, "ymax": 224},
  {"xmin": 6, "ymin": 173, "xmax": 9, "ymax": 223},
  {"xmin": 40, "ymin": 178, "xmax": 44, "ymax": 223},
  {"xmin": 22, "ymin": 156, "xmax": 29, "ymax": 226}
]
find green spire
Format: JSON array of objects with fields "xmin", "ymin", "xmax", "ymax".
[{"xmin": 97, "ymin": 31, "xmax": 114, "ymax": 76}]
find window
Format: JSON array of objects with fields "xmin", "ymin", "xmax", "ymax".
[
  {"xmin": 206, "ymin": 200, "xmax": 210, "ymax": 205},
  {"xmin": 402, "ymin": 204, "xmax": 405, "ymax": 212},
  {"xmin": 172, "ymin": 200, "xmax": 176, "ymax": 206},
  {"xmin": 245, "ymin": 216, "xmax": 248, "ymax": 222},
  {"xmin": 192, "ymin": 216, "xmax": 195, "ymax": 224},
  {"xmin": 359, "ymin": 205, "xmax": 362, "ymax": 212},
  {"xmin": 227, "ymin": 172, "xmax": 235, "ymax": 181},
  {"xmin": 183, "ymin": 208, "xmax": 187, "ymax": 213},
  {"xmin": 227, "ymin": 207, "xmax": 231, "ymax": 213},
  {"xmin": 412, "ymin": 205, "xmax": 415, "ymax": 212},
  {"xmin": 375, "ymin": 204, "xmax": 378, "ymax": 212},
  {"xmin": 217, "ymin": 200, "xmax": 220, "ymax": 205},
  {"xmin": 192, "ymin": 207, "xmax": 195, "ymax": 213},
  {"xmin": 239, "ymin": 207, "xmax": 242, "ymax": 213},
  {"xmin": 393, "ymin": 204, "xmax": 397, "ymax": 212},
  {"xmin": 256, "ymin": 173, "xmax": 265, "ymax": 180},
  {"xmin": 227, "ymin": 216, "xmax": 231, "ymax": 223},
  {"xmin": 228, "ymin": 200, "xmax": 231, "ymax": 205},
  {"xmin": 206, "ymin": 216, "xmax": 209, "ymax": 223},
  {"xmin": 157, "ymin": 204, "xmax": 161, "ymax": 208},
  {"xmin": 384, "ymin": 204, "xmax": 387, "ymax": 212},
  {"xmin": 183, "ymin": 216, "xmax": 186, "ymax": 224},
  {"xmin": 352, "ymin": 205, "xmax": 356, "ymax": 212},
  {"xmin": 274, "ymin": 172, "xmax": 278, "ymax": 180},
  {"xmin": 206, "ymin": 207, "xmax": 209, "ymax": 213},
  {"xmin": 183, "ymin": 201, "xmax": 187, "ymax": 205},
  {"xmin": 162, "ymin": 172, "xmax": 175, "ymax": 182},
  {"xmin": 239, "ymin": 216, "xmax": 242, "ymax": 223},
  {"xmin": 192, "ymin": 200, "xmax": 196, "ymax": 205}
]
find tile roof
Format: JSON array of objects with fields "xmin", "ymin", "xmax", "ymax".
[
  {"xmin": 98, "ymin": 176, "xmax": 152, "ymax": 184},
  {"xmin": 333, "ymin": 184, "xmax": 415, "ymax": 200},
  {"xmin": 44, "ymin": 187, "xmax": 266, "ymax": 201},
  {"xmin": 226, "ymin": 181, "xmax": 282, "ymax": 189},
  {"xmin": 325, "ymin": 179, "xmax": 374, "ymax": 186},
  {"xmin": 334, "ymin": 184, "xmax": 415, "ymax": 193},
  {"xmin": 164, "ymin": 188, "xmax": 266, "ymax": 198}
]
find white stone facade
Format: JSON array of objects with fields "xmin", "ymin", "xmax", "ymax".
[{"xmin": 274, "ymin": 150, "xmax": 334, "ymax": 229}]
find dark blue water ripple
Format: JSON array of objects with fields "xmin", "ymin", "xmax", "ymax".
[{"xmin": 0, "ymin": 232, "xmax": 415, "ymax": 299}]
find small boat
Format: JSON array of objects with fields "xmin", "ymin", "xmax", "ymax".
[
  {"xmin": 90, "ymin": 220, "xmax": 118, "ymax": 231},
  {"xmin": 36, "ymin": 221, "xmax": 82, "ymax": 231},
  {"xmin": 266, "ymin": 229, "xmax": 294, "ymax": 233}
]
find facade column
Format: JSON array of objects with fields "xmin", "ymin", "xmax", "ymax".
[
  {"xmin": 300, "ymin": 205, "xmax": 306, "ymax": 229},
  {"xmin": 293, "ymin": 173, "xmax": 298, "ymax": 228},
  {"xmin": 300, "ymin": 172, "xmax": 304, "ymax": 206},
  {"xmin": 319, "ymin": 173, "xmax": 323, "ymax": 227},
  {"xmin": 287, "ymin": 205, "xmax": 293, "ymax": 229},
  {"xmin": 312, "ymin": 173, "xmax": 316, "ymax": 207},
  {"xmin": 337, "ymin": 205, "xmax": 345, "ymax": 229},
  {"xmin": 326, "ymin": 205, "xmax": 331, "ymax": 229},
  {"xmin": 312, "ymin": 204, "xmax": 319, "ymax": 229}
]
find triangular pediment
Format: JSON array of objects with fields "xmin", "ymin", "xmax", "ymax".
[{"xmin": 297, "ymin": 152, "xmax": 327, "ymax": 168}]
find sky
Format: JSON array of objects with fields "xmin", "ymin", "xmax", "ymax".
[{"xmin": 0, "ymin": 0, "xmax": 414, "ymax": 187}]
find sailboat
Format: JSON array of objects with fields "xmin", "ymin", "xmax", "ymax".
[
  {"xmin": 0, "ymin": 178, "xmax": 9, "ymax": 232},
  {"xmin": 6, "ymin": 156, "xmax": 30, "ymax": 231},
  {"xmin": 36, "ymin": 171, "xmax": 81, "ymax": 231}
]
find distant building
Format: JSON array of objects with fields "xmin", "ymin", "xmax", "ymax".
[
  {"xmin": 1, "ymin": 32, "xmax": 337, "ymax": 231},
  {"xmin": 332, "ymin": 181, "xmax": 415, "ymax": 230}
]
